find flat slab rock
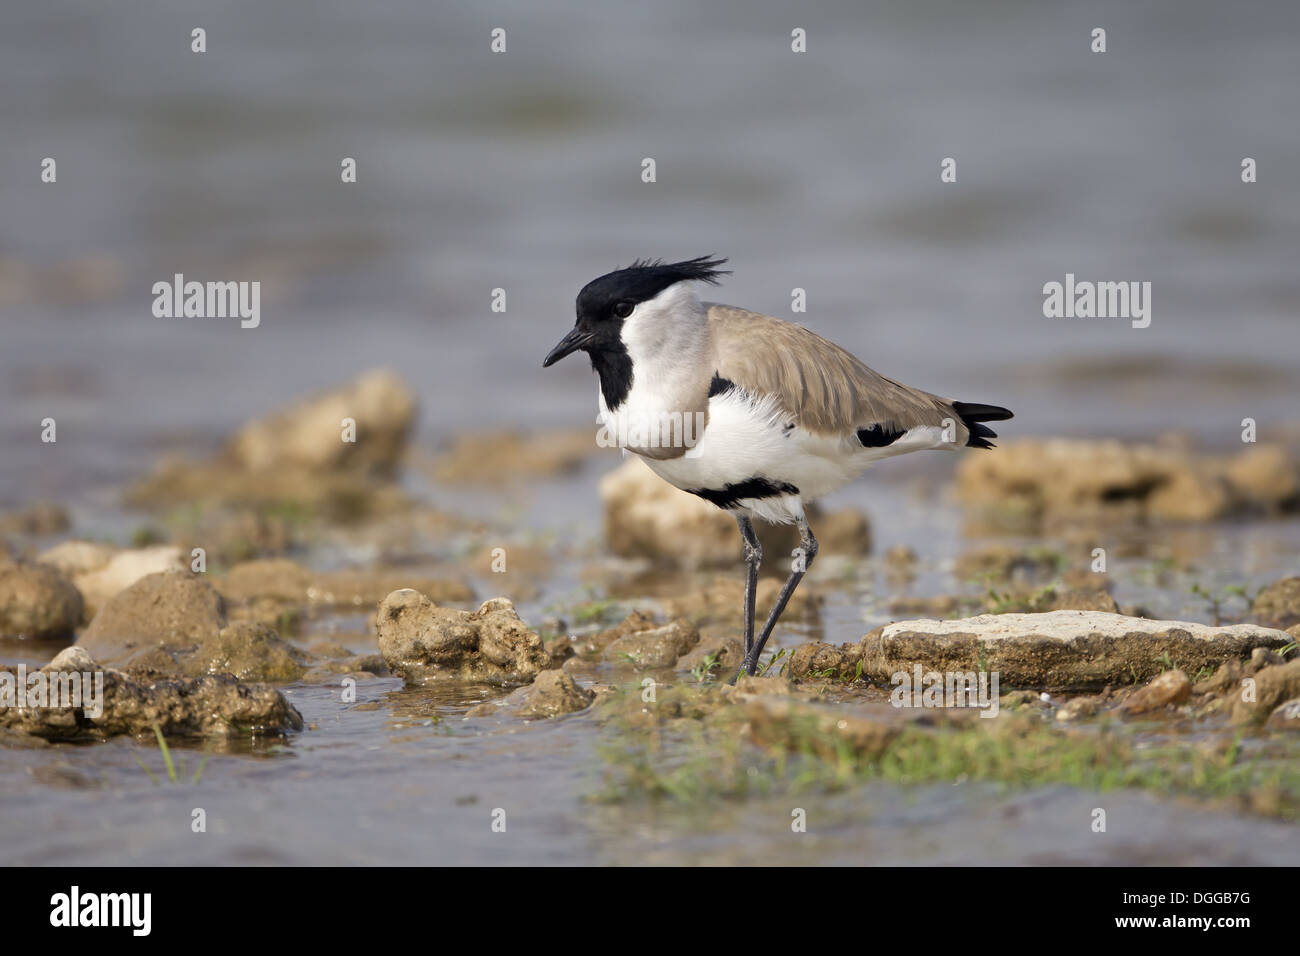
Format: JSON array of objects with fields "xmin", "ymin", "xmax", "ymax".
[{"xmin": 860, "ymin": 610, "xmax": 1293, "ymax": 690}]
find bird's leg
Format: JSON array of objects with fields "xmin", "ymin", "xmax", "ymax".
[
  {"xmin": 739, "ymin": 516, "xmax": 818, "ymax": 678},
  {"xmin": 735, "ymin": 515, "xmax": 762, "ymax": 660}
]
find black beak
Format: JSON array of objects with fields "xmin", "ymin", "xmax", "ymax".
[{"xmin": 542, "ymin": 327, "xmax": 593, "ymax": 368}]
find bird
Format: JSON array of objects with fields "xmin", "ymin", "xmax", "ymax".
[{"xmin": 543, "ymin": 256, "xmax": 1012, "ymax": 679}]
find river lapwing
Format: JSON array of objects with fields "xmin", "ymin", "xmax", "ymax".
[{"xmin": 543, "ymin": 257, "xmax": 1012, "ymax": 678}]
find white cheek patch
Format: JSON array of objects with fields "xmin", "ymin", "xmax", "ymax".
[{"xmin": 618, "ymin": 280, "xmax": 705, "ymax": 364}]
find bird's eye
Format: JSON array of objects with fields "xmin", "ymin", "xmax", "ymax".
[{"xmin": 612, "ymin": 301, "xmax": 634, "ymax": 319}]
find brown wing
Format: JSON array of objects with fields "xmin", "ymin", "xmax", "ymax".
[{"xmin": 706, "ymin": 303, "xmax": 961, "ymax": 438}]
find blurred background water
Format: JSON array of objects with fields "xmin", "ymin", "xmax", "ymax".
[{"xmin": 1, "ymin": 0, "xmax": 1297, "ymax": 503}]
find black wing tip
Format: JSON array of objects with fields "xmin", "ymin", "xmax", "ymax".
[
  {"xmin": 953, "ymin": 401, "xmax": 1013, "ymax": 449},
  {"xmin": 857, "ymin": 423, "xmax": 907, "ymax": 448},
  {"xmin": 952, "ymin": 401, "xmax": 1014, "ymax": 423},
  {"xmin": 707, "ymin": 373, "xmax": 736, "ymax": 398}
]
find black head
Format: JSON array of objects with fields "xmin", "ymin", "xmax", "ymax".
[{"xmin": 541, "ymin": 256, "xmax": 729, "ymax": 369}]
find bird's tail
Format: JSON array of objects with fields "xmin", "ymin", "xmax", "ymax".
[{"xmin": 952, "ymin": 401, "xmax": 1013, "ymax": 449}]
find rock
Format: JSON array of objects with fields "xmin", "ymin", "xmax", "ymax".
[
  {"xmin": 600, "ymin": 458, "xmax": 800, "ymax": 566},
  {"xmin": 1250, "ymin": 646, "xmax": 1287, "ymax": 672},
  {"xmin": 953, "ymin": 438, "xmax": 1300, "ymax": 529},
  {"xmin": 38, "ymin": 540, "xmax": 117, "ymax": 577},
  {"xmin": 599, "ymin": 457, "xmax": 868, "ymax": 566},
  {"xmin": 431, "ymin": 428, "xmax": 596, "ymax": 484},
  {"xmin": 1045, "ymin": 588, "xmax": 1120, "ymax": 613},
  {"xmin": 1193, "ymin": 659, "xmax": 1243, "ymax": 695},
  {"xmin": 1118, "ymin": 669, "xmax": 1192, "ymax": 715},
  {"xmin": 220, "ymin": 558, "xmax": 473, "ymax": 609},
  {"xmin": 983, "ymin": 584, "xmax": 1118, "ymax": 615},
  {"xmin": 661, "ymin": 574, "xmax": 818, "ymax": 628},
  {"xmin": 596, "ymin": 681, "xmax": 731, "ymax": 731},
  {"xmin": 745, "ymin": 697, "xmax": 899, "ymax": 759},
  {"xmin": 955, "ymin": 439, "xmax": 1180, "ymax": 526},
  {"xmin": 888, "ymin": 594, "xmax": 976, "ymax": 618},
  {"xmin": 376, "ymin": 591, "xmax": 549, "ymax": 685},
  {"xmin": 513, "ymin": 670, "xmax": 594, "ymax": 718},
  {"xmin": 80, "ymin": 571, "xmax": 225, "ymax": 663},
  {"xmin": 1251, "ymin": 577, "xmax": 1300, "ymax": 630},
  {"xmin": 1226, "ymin": 444, "xmax": 1300, "ymax": 511},
  {"xmin": 74, "ymin": 570, "xmax": 307, "ymax": 681},
  {"xmin": 602, "ymin": 619, "xmax": 699, "ymax": 670},
  {"xmin": 809, "ymin": 509, "xmax": 871, "ymax": 556},
  {"xmin": 0, "ymin": 561, "xmax": 83, "ymax": 640},
  {"xmin": 72, "ymin": 546, "xmax": 187, "ymax": 617},
  {"xmin": 188, "ymin": 622, "xmax": 310, "ymax": 683},
  {"xmin": 575, "ymin": 610, "xmax": 660, "ymax": 657},
  {"xmin": 1264, "ymin": 698, "xmax": 1300, "ymax": 730},
  {"xmin": 787, "ymin": 641, "xmax": 862, "ymax": 680},
  {"xmin": 219, "ymin": 559, "xmax": 314, "ymax": 604},
  {"xmin": 544, "ymin": 637, "xmax": 575, "ymax": 668},
  {"xmin": 1230, "ymin": 659, "xmax": 1300, "ymax": 725},
  {"xmin": 677, "ymin": 633, "xmax": 745, "ymax": 678},
  {"xmin": 47, "ymin": 645, "xmax": 96, "ymax": 672},
  {"xmin": 0, "ymin": 502, "xmax": 70, "ymax": 536},
  {"xmin": 1146, "ymin": 470, "xmax": 1234, "ymax": 522},
  {"xmin": 1055, "ymin": 695, "xmax": 1101, "ymax": 722},
  {"xmin": 730, "ymin": 675, "xmax": 795, "ymax": 699},
  {"xmin": 0, "ymin": 649, "xmax": 302, "ymax": 741},
  {"xmin": 955, "ymin": 546, "xmax": 1062, "ymax": 583},
  {"xmin": 858, "ymin": 610, "xmax": 1293, "ymax": 690},
  {"xmin": 882, "ymin": 545, "xmax": 918, "ymax": 580},
  {"xmin": 173, "ymin": 509, "xmax": 301, "ymax": 563},
  {"xmin": 126, "ymin": 458, "xmax": 411, "ymax": 519},
  {"xmin": 228, "ymin": 368, "xmax": 416, "ymax": 477}
]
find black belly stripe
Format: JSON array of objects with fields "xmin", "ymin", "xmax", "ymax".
[
  {"xmin": 685, "ymin": 477, "xmax": 799, "ymax": 510},
  {"xmin": 856, "ymin": 423, "xmax": 907, "ymax": 448}
]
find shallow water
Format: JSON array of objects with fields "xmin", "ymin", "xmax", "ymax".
[
  {"xmin": 3, "ymin": 0, "xmax": 1300, "ymax": 864},
  {"xmin": 5, "ymin": 460, "xmax": 1300, "ymax": 865}
]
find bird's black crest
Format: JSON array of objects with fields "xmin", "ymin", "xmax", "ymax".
[
  {"xmin": 624, "ymin": 256, "xmax": 730, "ymax": 285},
  {"xmin": 577, "ymin": 255, "xmax": 730, "ymax": 323}
]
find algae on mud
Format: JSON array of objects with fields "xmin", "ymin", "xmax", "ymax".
[{"xmin": 590, "ymin": 674, "xmax": 1300, "ymax": 820}]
